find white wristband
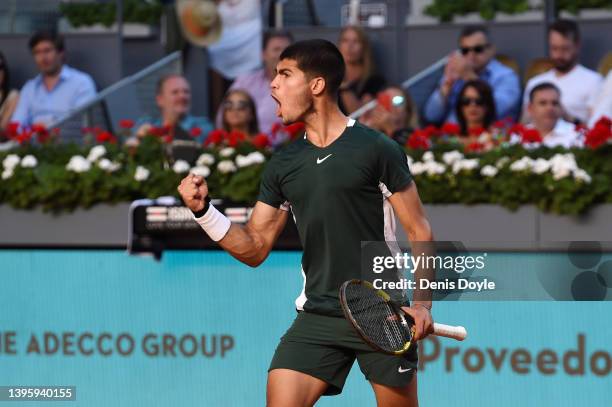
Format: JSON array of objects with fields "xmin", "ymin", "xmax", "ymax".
[{"xmin": 192, "ymin": 203, "xmax": 231, "ymax": 241}]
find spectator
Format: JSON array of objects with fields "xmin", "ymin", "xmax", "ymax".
[
  {"xmin": 523, "ymin": 19, "xmax": 602, "ymax": 124},
  {"xmin": 524, "ymin": 82, "xmax": 580, "ymax": 148},
  {"xmin": 455, "ymin": 80, "xmax": 496, "ymax": 147},
  {"xmin": 219, "ymin": 89, "xmax": 260, "ymax": 138},
  {"xmin": 11, "ymin": 31, "xmax": 96, "ymax": 128},
  {"xmin": 360, "ymin": 86, "xmax": 418, "ymax": 145},
  {"xmin": 423, "ymin": 25, "xmax": 520, "ymax": 125},
  {"xmin": 337, "ymin": 26, "xmax": 386, "ymax": 114},
  {"xmin": 135, "ymin": 74, "xmax": 213, "ymax": 143},
  {"xmin": 588, "ymin": 71, "xmax": 612, "ymax": 128},
  {"xmin": 0, "ymin": 52, "xmax": 19, "ymax": 131},
  {"xmin": 217, "ymin": 29, "xmax": 293, "ymax": 136}
]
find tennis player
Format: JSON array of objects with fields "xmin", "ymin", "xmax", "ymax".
[{"xmin": 178, "ymin": 39, "xmax": 434, "ymax": 407}]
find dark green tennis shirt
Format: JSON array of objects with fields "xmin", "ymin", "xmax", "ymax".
[{"xmin": 258, "ymin": 119, "xmax": 413, "ymax": 316}]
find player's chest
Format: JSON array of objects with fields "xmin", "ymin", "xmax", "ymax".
[{"xmin": 279, "ymin": 149, "xmax": 379, "ymax": 202}]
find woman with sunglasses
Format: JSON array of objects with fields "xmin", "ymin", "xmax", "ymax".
[
  {"xmin": 220, "ymin": 89, "xmax": 260, "ymax": 138},
  {"xmin": 455, "ymin": 80, "xmax": 496, "ymax": 148},
  {"xmin": 0, "ymin": 52, "xmax": 19, "ymax": 133}
]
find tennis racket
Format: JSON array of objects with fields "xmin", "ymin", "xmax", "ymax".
[{"xmin": 339, "ymin": 279, "xmax": 467, "ymax": 355}]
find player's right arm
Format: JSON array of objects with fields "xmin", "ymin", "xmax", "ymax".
[{"xmin": 178, "ymin": 173, "xmax": 288, "ymax": 267}]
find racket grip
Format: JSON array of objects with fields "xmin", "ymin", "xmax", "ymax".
[{"xmin": 433, "ymin": 323, "xmax": 467, "ymax": 341}]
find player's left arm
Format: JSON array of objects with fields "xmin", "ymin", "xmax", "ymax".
[{"xmin": 388, "ymin": 181, "xmax": 435, "ymax": 340}]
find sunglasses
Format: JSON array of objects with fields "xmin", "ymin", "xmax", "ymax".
[
  {"xmin": 459, "ymin": 44, "xmax": 489, "ymax": 55},
  {"xmin": 459, "ymin": 97, "xmax": 485, "ymax": 107},
  {"xmin": 223, "ymin": 100, "xmax": 250, "ymax": 111}
]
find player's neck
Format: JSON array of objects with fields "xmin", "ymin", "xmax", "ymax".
[{"xmin": 303, "ymin": 102, "xmax": 349, "ymax": 148}]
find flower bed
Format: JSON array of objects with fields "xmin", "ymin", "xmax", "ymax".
[{"xmin": 0, "ymin": 119, "xmax": 611, "ymax": 215}]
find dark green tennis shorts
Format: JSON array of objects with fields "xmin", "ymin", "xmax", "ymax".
[{"xmin": 269, "ymin": 311, "xmax": 418, "ymax": 395}]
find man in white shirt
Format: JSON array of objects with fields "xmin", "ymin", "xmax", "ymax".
[
  {"xmin": 523, "ymin": 19, "xmax": 602, "ymax": 124},
  {"xmin": 526, "ymin": 82, "xmax": 580, "ymax": 148}
]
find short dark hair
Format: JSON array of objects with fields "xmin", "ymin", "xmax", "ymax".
[
  {"xmin": 459, "ymin": 25, "xmax": 489, "ymax": 41},
  {"xmin": 549, "ymin": 19, "xmax": 580, "ymax": 43},
  {"xmin": 263, "ymin": 29, "xmax": 293, "ymax": 51},
  {"xmin": 156, "ymin": 73, "xmax": 186, "ymax": 95},
  {"xmin": 29, "ymin": 31, "xmax": 64, "ymax": 52},
  {"xmin": 279, "ymin": 39, "xmax": 345, "ymax": 96},
  {"xmin": 455, "ymin": 79, "xmax": 496, "ymax": 135},
  {"xmin": 529, "ymin": 82, "xmax": 560, "ymax": 102}
]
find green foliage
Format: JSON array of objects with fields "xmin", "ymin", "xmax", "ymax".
[
  {"xmin": 424, "ymin": 0, "xmax": 612, "ymax": 21},
  {"xmin": 1, "ymin": 140, "xmax": 611, "ymax": 215},
  {"xmin": 60, "ymin": 0, "xmax": 163, "ymax": 28}
]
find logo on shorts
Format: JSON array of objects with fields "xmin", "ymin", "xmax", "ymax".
[
  {"xmin": 398, "ymin": 366, "xmax": 412, "ymax": 373},
  {"xmin": 316, "ymin": 154, "xmax": 333, "ymax": 164}
]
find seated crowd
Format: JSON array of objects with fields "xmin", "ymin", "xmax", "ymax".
[{"xmin": 1, "ymin": 20, "xmax": 610, "ymax": 151}]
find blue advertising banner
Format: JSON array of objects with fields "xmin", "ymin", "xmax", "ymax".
[{"xmin": 0, "ymin": 250, "xmax": 610, "ymax": 406}]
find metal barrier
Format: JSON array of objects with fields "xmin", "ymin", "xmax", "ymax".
[{"xmin": 51, "ymin": 51, "xmax": 182, "ymax": 143}]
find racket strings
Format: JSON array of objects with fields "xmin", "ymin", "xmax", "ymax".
[{"xmin": 344, "ymin": 284, "xmax": 412, "ymax": 353}]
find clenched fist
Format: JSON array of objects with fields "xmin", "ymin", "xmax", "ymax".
[{"xmin": 177, "ymin": 173, "xmax": 208, "ymax": 212}]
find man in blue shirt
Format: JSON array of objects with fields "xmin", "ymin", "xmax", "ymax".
[
  {"xmin": 423, "ymin": 25, "xmax": 521, "ymax": 125},
  {"xmin": 134, "ymin": 74, "xmax": 213, "ymax": 144},
  {"xmin": 11, "ymin": 31, "xmax": 96, "ymax": 128}
]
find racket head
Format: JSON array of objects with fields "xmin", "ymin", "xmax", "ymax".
[{"xmin": 339, "ymin": 279, "xmax": 415, "ymax": 355}]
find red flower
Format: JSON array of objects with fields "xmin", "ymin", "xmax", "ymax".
[
  {"xmin": 190, "ymin": 127, "xmax": 203, "ymax": 137},
  {"xmin": 163, "ymin": 134, "xmax": 173, "ymax": 144},
  {"xmin": 119, "ymin": 119, "xmax": 135, "ymax": 129},
  {"xmin": 468, "ymin": 126, "xmax": 486, "ymax": 136},
  {"xmin": 423, "ymin": 125, "xmax": 439, "ymax": 138},
  {"xmin": 6, "ymin": 121, "xmax": 19, "ymax": 136},
  {"xmin": 509, "ymin": 123, "xmax": 525, "ymax": 135},
  {"xmin": 492, "ymin": 120, "xmax": 506, "ymax": 129},
  {"xmin": 96, "ymin": 131, "xmax": 117, "ymax": 144},
  {"xmin": 15, "ymin": 130, "xmax": 33, "ymax": 144},
  {"xmin": 584, "ymin": 119, "xmax": 611, "ymax": 149},
  {"xmin": 227, "ymin": 130, "xmax": 247, "ymax": 147},
  {"xmin": 465, "ymin": 141, "xmax": 485, "ymax": 153},
  {"xmin": 284, "ymin": 122, "xmax": 305, "ymax": 138},
  {"xmin": 440, "ymin": 122, "xmax": 461, "ymax": 135},
  {"xmin": 520, "ymin": 128, "xmax": 542, "ymax": 144},
  {"xmin": 205, "ymin": 129, "xmax": 227, "ymax": 146},
  {"xmin": 406, "ymin": 130, "xmax": 432, "ymax": 150},
  {"xmin": 252, "ymin": 133, "xmax": 270, "ymax": 148}
]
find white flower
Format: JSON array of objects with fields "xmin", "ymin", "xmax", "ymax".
[
  {"xmin": 134, "ymin": 166, "xmax": 150, "ymax": 182},
  {"xmin": 442, "ymin": 150, "xmax": 464, "ymax": 166},
  {"xmin": 573, "ymin": 169, "xmax": 592, "ymax": 184},
  {"xmin": 1, "ymin": 168, "xmax": 13, "ymax": 179},
  {"xmin": 495, "ymin": 157, "xmax": 510, "ymax": 168},
  {"xmin": 410, "ymin": 162, "xmax": 426, "ymax": 175},
  {"xmin": 217, "ymin": 160, "xmax": 237, "ymax": 173},
  {"xmin": 98, "ymin": 158, "xmax": 120, "ymax": 172},
  {"xmin": 190, "ymin": 165, "xmax": 211, "ymax": 178},
  {"xmin": 248, "ymin": 151, "xmax": 266, "ymax": 164},
  {"xmin": 235, "ymin": 152, "xmax": 266, "ymax": 168},
  {"xmin": 172, "ymin": 160, "xmax": 190, "ymax": 173},
  {"xmin": 480, "ymin": 165, "xmax": 498, "ymax": 177},
  {"xmin": 531, "ymin": 158, "xmax": 551, "ymax": 175},
  {"xmin": 87, "ymin": 145, "xmax": 106, "ymax": 162},
  {"xmin": 219, "ymin": 147, "xmax": 235, "ymax": 157},
  {"xmin": 20, "ymin": 155, "xmax": 38, "ymax": 168},
  {"xmin": 2, "ymin": 154, "xmax": 20, "ymax": 170},
  {"xmin": 66, "ymin": 155, "xmax": 91, "ymax": 173},
  {"xmin": 509, "ymin": 157, "xmax": 534, "ymax": 172},
  {"xmin": 452, "ymin": 158, "xmax": 479, "ymax": 174},
  {"xmin": 553, "ymin": 168, "xmax": 571, "ymax": 180},
  {"xmin": 422, "ymin": 151, "xmax": 435, "ymax": 162},
  {"xmin": 235, "ymin": 154, "xmax": 252, "ymax": 168},
  {"xmin": 196, "ymin": 153, "xmax": 215, "ymax": 166},
  {"xmin": 406, "ymin": 155, "xmax": 414, "ymax": 167},
  {"xmin": 424, "ymin": 161, "xmax": 446, "ymax": 176}
]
